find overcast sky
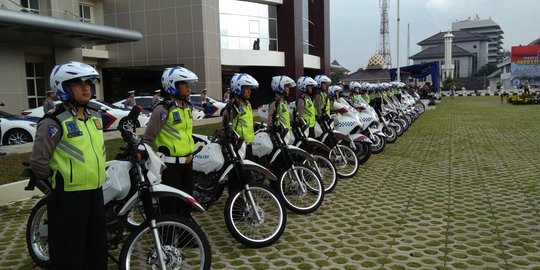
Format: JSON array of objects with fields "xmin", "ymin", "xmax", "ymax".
[{"xmin": 330, "ymin": 0, "xmax": 540, "ymax": 73}]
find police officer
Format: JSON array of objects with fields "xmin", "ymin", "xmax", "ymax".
[
  {"xmin": 296, "ymin": 76, "xmax": 317, "ymax": 138},
  {"xmin": 43, "ymin": 89, "xmax": 56, "ymax": 114},
  {"xmin": 349, "ymin": 81, "xmax": 363, "ymax": 109},
  {"xmin": 123, "ymin": 90, "xmax": 135, "ymax": 108},
  {"xmin": 152, "ymin": 89, "xmax": 161, "ymax": 106},
  {"xmin": 30, "ymin": 61, "xmax": 107, "ymax": 269},
  {"xmin": 222, "ymin": 73, "xmax": 258, "ymax": 155},
  {"xmin": 314, "ymin": 75, "xmax": 332, "ymax": 120},
  {"xmin": 144, "ymin": 67, "xmax": 197, "ymax": 217},
  {"xmin": 267, "ymin": 75, "xmax": 296, "ymax": 130}
]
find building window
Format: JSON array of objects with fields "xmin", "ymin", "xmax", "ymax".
[
  {"xmin": 454, "ymin": 60, "xmax": 460, "ymax": 78},
  {"xmin": 302, "ymin": 0, "xmax": 311, "ymax": 54},
  {"xmin": 219, "ymin": 0, "xmax": 278, "ymax": 51},
  {"xmin": 25, "ymin": 62, "xmax": 46, "ymax": 109},
  {"xmin": 79, "ymin": 3, "xmax": 92, "ymax": 23},
  {"xmin": 20, "ymin": 0, "xmax": 39, "ymax": 14}
]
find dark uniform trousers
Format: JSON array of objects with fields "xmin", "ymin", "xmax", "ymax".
[
  {"xmin": 160, "ymin": 161, "xmax": 194, "ymax": 218},
  {"xmin": 47, "ymin": 185, "xmax": 107, "ymax": 270}
]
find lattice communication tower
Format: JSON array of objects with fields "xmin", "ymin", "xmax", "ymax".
[{"xmin": 378, "ymin": 0, "xmax": 391, "ymax": 69}]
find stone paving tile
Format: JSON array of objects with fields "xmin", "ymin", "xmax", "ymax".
[{"xmin": 1, "ymin": 97, "xmax": 540, "ymax": 269}]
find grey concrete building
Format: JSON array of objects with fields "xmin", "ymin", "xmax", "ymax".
[
  {"xmin": 452, "ymin": 16, "xmax": 504, "ymax": 64},
  {"xmin": 0, "ymin": 0, "xmax": 141, "ymax": 114},
  {"xmin": 101, "ymin": 0, "xmax": 330, "ymax": 105},
  {"xmin": 410, "ymin": 30, "xmax": 490, "ymax": 78},
  {"xmin": 0, "ymin": 0, "xmax": 330, "ymax": 113}
]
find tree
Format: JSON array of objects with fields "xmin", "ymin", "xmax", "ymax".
[
  {"xmin": 442, "ymin": 77, "xmax": 462, "ymax": 91},
  {"xmin": 330, "ymin": 70, "xmax": 346, "ymax": 85},
  {"xmin": 474, "ymin": 63, "xmax": 498, "ymax": 77}
]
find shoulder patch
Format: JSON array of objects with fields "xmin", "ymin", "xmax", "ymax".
[
  {"xmin": 160, "ymin": 111, "xmax": 167, "ymax": 121},
  {"xmin": 48, "ymin": 125, "xmax": 60, "ymax": 139}
]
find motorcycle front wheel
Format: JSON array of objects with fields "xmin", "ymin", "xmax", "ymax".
[
  {"xmin": 371, "ymin": 134, "xmax": 386, "ymax": 154},
  {"xmin": 119, "ymin": 215, "xmax": 211, "ymax": 270},
  {"xmin": 310, "ymin": 154, "xmax": 338, "ymax": 194},
  {"xmin": 383, "ymin": 126, "xmax": 397, "ymax": 144},
  {"xmin": 224, "ymin": 183, "xmax": 286, "ymax": 248},
  {"xmin": 26, "ymin": 197, "xmax": 50, "ymax": 268},
  {"xmin": 278, "ymin": 165, "xmax": 324, "ymax": 213},
  {"xmin": 329, "ymin": 145, "xmax": 359, "ymax": 178},
  {"xmin": 352, "ymin": 141, "xmax": 372, "ymax": 165}
]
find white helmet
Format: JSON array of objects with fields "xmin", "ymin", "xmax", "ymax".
[
  {"xmin": 314, "ymin": 75, "xmax": 332, "ymax": 88},
  {"xmin": 50, "ymin": 61, "xmax": 100, "ymax": 103},
  {"xmin": 271, "ymin": 75, "xmax": 296, "ymax": 94},
  {"xmin": 297, "ymin": 76, "xmax": 317, "ymax": 93},
  {"xmin": 230, "ymin": 73, "xmax": 259, "ymax": 96},
  {"xmin": 328, "ymin": 85, "xmax": 343, "ymax": 97},
  {"xmin": 161, "ymin": 67, "xmax": 198, "ymax": 96},
  {"xmin": 349, "ymin": 81, "xmax": 361, "ymax": 92}
]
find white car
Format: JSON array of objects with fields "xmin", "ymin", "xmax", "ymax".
[
  {"xmin": 114, "ymin": 96, "xmax": 205, "ymax": 120},
  {"xmin": 189, "ymin": 94, "xmax": 228, "ymax": 117},
  {"xmin": 113, "ymin": 96, "xmax": 159, "ymax": 111},
  {"xmin": 21, "ymin": 100, "xmax": 150, "ymax": 131},
  {"xmin": 0, "ymin": 110, "xmax": 37, "ymax": 145}
]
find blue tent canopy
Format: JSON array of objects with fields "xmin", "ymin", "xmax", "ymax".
[{"xmin": 389, "ymin": 61, "xmax": 440, "ymax": 92}]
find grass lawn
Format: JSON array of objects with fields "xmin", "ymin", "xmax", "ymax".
[{"xmin": 0, "ymin": 122, "xmax": 223, "ymax": 186}]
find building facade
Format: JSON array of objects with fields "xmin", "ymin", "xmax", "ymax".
[
  {"xmin": 410, "ymin": 30, "xmax": 490, "ymax": 78},
  {"xmin": 102, "ymin": 0, "xmax": 330, "ymax": 105},
  {"xmin": 452, "ymin": 16, "xmax": 504, "ymax": 63},
  {"xmin": 0, "ymin": 0, "xmax": 330, "ymax": 113},
  {"xmin": 0, "ymin": 0, "xmax": 141, "ymax": 114}
]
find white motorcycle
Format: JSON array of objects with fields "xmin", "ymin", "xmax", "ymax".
[
  {"xmin": 334, "ymin": 95, "xmax": 387, "ymax": 155},
  {"xmin": 192, "ymin": 123, "xmax": 287, "ymax": 248},
  {"xmin": 24, "ymin": 107, "xmax": 211, "ymax": 270},
  {"xmin": 251, "ymin": 124, "xmax": 325, "ymax": 214}
]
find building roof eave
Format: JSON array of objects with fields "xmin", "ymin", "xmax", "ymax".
[{"xmin": 0, "ymin": 9, "xmax": 142, "ymax": 46}]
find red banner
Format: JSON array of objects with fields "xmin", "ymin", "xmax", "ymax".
[{"xmin": 511, "ymin": 45, "xmax": 540, "ymax": 64}]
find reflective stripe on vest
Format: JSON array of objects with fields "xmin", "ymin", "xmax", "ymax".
[
  {"xmin": 303, "ymin": 96, "xmax": 316, "ymax": 128},
  {"xmin": 232, "ymin": 102, "xmax": 254, "ymax": 143},
  {"xmin": 156, "ymin": 105, "xmax": 194, "ymax": 156},
  {"xmin": 50, "ymin": 110, "xmax": 106, "ymax": 191},
  {"xmin": 276, "ymin": 100, "xmax": 291, "ymax": 129}
]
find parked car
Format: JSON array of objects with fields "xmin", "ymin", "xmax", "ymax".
[
  {"xmin": 114, "ymin": 96, "xmax": 205, "ymax": 120},
  {"xmin": 21, "ymin": 100, "xmax": 150, "ymax": 131},
  {"xmin": 113, "ymin": 96, "xmax": 159, "ymax": 111},
  {"xmin": 190, "ymin": 94, "xmax": 227, "ymax": 117},
  {"xmin": 0, "ymin": 110, "xmax": 38, "ymax": 145}
]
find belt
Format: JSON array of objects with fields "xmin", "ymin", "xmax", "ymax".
[{"xmin": 163, "ymin": 155, "xmax": 192, "ymax": 164}]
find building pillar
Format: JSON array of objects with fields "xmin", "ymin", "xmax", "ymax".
[
  {"xmin": 309, "ymin": 0, "xmax": 330, "ymax": 75},
  {"xmin": 277, "ymin": 0, "xmax": 303, "ymax": 100}
]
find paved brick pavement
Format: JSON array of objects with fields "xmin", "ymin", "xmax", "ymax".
[{"xmin": 1, "ymin": 97, "xmax": 539, "ymax": 269}]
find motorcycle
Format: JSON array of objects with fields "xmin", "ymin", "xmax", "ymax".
[
  {"xmin": 314, "ymin": 115, "xmax": 360, "ymax": 178},
  {"xmin": 24, "ymin": 106, "xmax": 212, "ymax": 270},
  {"xmin": 192, "ymin": 122, "xmax": 287, "ymax": 248},
  {"xmin": 251, "ymin": 124, "xmax": 325, "ymax": 214},
  {"xmin": 289, "ymin": 114, "xmax": 338, "ymax": 193}
]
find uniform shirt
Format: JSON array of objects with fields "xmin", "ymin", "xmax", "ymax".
[
  {"xmin": 152, "ymin": 94, "xmax": 160, "ymax": 106},
  {"xmin": 144, "ymin": 99, "xmax": 193, "ymax": 155},
  {"xmin": 43, "ymin": 97, "xmax": 55, "ymax": 114},
  {"xmin": 124, "ymin": 96, "xmax": 135, "ymax": 108},
  {"xmin": 314, "ymin": 92, "xmax": 323, "ymax": 116},
  {"xmin": 222, "ymin": 96, "xmax": 254, "ymax": 142},
  {"xmin": 266, "ymin": 95, "xmax": 290, "ymax": 129},
  {"xmin": 30, "ymin": 104, "xmax": 102, "ymax": 181}
]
